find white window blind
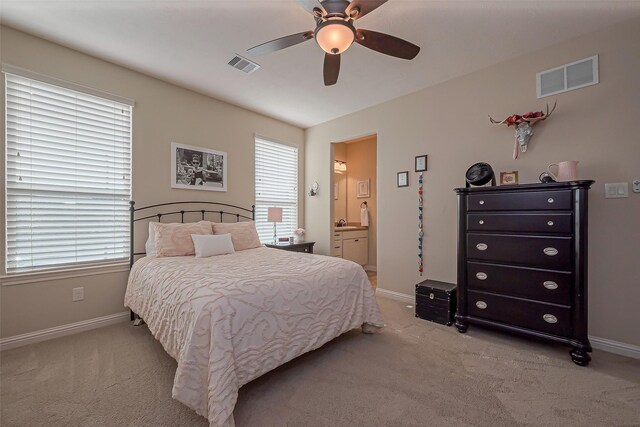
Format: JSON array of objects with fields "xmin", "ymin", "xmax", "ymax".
[
  {"xmin": 5, "ymin": 73, "xmax": 132, "ymax": 273},
  {"xmin": 255, "ymin": 137, "xmax": 298, "ymax": 243}
]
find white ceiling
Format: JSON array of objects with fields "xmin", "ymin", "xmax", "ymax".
[{"xmin": 2, "ymin": 1, "xmax": 639, "ymax": 128}]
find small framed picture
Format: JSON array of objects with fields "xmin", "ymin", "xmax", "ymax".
[
  {"xmin": 356, "ymin": 179, "xmax": 370, "ymax": 198},
  {"xmin": 415, "ymin": 155, "xmax": 428, "ymax": 172},
  {"xmin": 500, "ymin": 171, "xmax": 519, "ymax": 185},
  {"xmin": 397, "ymin": 171, "xmax": 409, "ymax": 187}
]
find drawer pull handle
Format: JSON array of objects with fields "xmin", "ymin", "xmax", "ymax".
[
  {"xmin": 476, "ymin": 301, "xmax": 487, "ymax": 309},
  {"xmin": 476, "ymin": 272, "xmax": 487, "ymax": 280},
  {"xmin": 548, "ymin": 198, "xmax": 554, "ymax": 204},
  {"xmin": 547, "ymin": 221, "xmax": 554, "ymax": 226},
  {"xmin": 479, "ymin": 200, "xmax": 485, "ymax": 205},
  {"xmin": 543, "ymin": 314, "xmax": 558, "ymax": 324},
  {"xmin": 334, "ymin": 246, "xmax": 340, "ymax": 249},
  {"xmin": 543, "ymin": 247, "xmax": 558, "ymax": 256},
  {"xmin": 543, "ymin": 280, "xmax": 558, "ymax": 290},
  {"xmin": 476, "ymin": 243, "xmax": 488, "ymax": 251},
  {"xmin": 479, "ymin": 220, "xmax": 484, "ymax": 225}
]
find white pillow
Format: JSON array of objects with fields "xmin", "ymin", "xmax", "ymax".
[
  {"xmin": 145, "ymin": 222, "xmax": 157, "ymax": 256},
  {"xmin": 191, "ymin": 234, "xmax": 235, "ymax": 258}
]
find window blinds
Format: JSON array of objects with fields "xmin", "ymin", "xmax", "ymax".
[
  {"xmin": 255, "ymin": 137, "xmax": 298, "ymax": 243},
  {"xmin": 5, "ymin": 73, "xmax": 132, "ymax": 273}
]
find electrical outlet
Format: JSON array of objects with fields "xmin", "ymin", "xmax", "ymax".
[
  {"xmin": 633, "ymin": 180, "xmax": 640, "ymax": 194},
  {"xmin": 72, "ymin": 287, "xmax": 84, "ymax": 302}
]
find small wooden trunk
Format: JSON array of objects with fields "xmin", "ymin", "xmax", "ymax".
[{"xmin": 415, "ymin": 279, "xmax": 457, "ymax": 326}]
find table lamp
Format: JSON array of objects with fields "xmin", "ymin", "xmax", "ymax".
[{"xmin": 267, "ymin": 207, "xmax": 283, "ymax": 244}]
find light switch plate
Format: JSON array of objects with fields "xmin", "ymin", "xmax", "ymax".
[
  {"xmin": 72, "ymin": 287, "xmax": 84, "ymax": 301},
  {"xmin": 633, "ymin": 180, "xmax": 640, "ymax": 193},
  {"xmin": 604, "ymin": 182, "xmax": 629, "ymax": 198}
]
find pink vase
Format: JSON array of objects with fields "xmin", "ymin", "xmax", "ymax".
[{"xmin": 547, "ymin": 161, "xmax": 579, "ymax": 182}]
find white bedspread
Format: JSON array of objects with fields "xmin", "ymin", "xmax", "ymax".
[{"xmin": 124, "ymin": 247, "xmax": 384, "ymax": 426}]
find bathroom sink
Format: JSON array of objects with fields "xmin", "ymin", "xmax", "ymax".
[{"xmin": 335, "ymin": 226, "xmax": 362, "ymax": 231}]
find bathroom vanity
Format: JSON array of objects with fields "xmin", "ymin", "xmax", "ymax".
[{"xmin": 332, "ymin": 226, "xmax": 368, "ymax": 265}]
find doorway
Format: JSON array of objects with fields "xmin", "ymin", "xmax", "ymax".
[{"xmin": 331, "ymin": 135, "xmax": 377, "ymax": 288}]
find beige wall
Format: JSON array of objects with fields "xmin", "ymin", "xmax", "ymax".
[
  {"xmin": 0, "ymin": 26, "xmax": 304, "ymax": 338},
  {"xmin": 344, "ymin": 138, "xmax": 377, "ymax": 268},
  {"xmin": 305, "ymin": 18, "xmax": 640, "ymax": 346}
]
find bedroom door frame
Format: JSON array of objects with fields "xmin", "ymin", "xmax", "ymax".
[{"xmin": 330, "ymin": 132, "xmax": 378, "ymax": 273}]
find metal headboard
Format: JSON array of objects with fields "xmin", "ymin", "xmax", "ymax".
[{"xmin": 129, "ymin": 200, "xmax": 255, "ymax": 267}]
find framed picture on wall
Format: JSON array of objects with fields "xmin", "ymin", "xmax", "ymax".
[
  {"xmin": 397, "ymin": 171, "xmax": 409, "ymax": 187},
  {"xmin": 171, "ymin": 142, "xmax": 227, "ymax": 192},
  {"xmin": 356, "ymin": 179, "xmax": 370, "ymax": 198},
  {"xmin": 415, "ymin": 155, "xmax": 428, "ymax": 172}
]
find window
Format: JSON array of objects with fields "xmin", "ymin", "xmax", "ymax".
[
  {"xmin": 4, "ymin": 72, "xmax": 132, "ymax": 273},
  {"xmin": 255, "ymin": 137, "xmax": 298, "ymax": 243}
]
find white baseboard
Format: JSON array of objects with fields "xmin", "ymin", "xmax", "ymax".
[
  {"xmin": 589, "ymin": 335, "xmax": 640, "ymax": 359},
  {"xmin": 364, "ymin": 265, "xmax": 377, "ymax": 272},
  {"xmin": 0, "ymin": 311, "xmax": 130, "ymax": 351},
  {"xmin": 375, "ymin": 287, "xmax": 414, "ymax": 304},
  {"xmin": 3, "ymin": 307, "xmax": 638, "ymax": 360},
  {"xmin": 374, "ymin": 289, "xmax": 640, "ymax": 360}
]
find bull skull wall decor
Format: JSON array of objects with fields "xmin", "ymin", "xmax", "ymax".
[{"xmin": 489, "ymin": 100, "xmax": 557, "ymax": 159}]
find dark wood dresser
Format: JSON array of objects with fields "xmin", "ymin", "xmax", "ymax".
[{"xmin": 454, "ymin": 180, "xmax": 594, "ymax": 366}]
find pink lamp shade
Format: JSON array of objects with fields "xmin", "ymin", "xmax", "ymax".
[{"xmin": 267, "ymin": 207, "xmax": 283, "ymax": 223}]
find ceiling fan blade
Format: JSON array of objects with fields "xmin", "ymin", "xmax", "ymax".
[
  {"xmin": 355, "ymin": 29, "xmax": 420, "ymax": 60},
  {"xmin": 323, "ymin": 53, "xmax": 341, "ymax": 86},
  {"xmin": 247, "ymin": 31, "xmax": 314, "ymax": 56},
  {"xmin": 346, "ymin": 0, "xmax": 388, "ymax": 20},
  {"xmin": 295, "ymin": 0, "xmax": 326, "ymax": 16}
]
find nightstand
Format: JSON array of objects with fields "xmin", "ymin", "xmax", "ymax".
[{"xmin": 265, "ymin": 242, "xmax": 315, "ymax": 254}]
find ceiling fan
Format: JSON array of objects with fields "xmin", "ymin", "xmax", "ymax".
[{"xmin": 247, "ymin": 0, "xmax": 420, "ymax": 86}]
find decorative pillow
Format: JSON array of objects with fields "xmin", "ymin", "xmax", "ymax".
[
  {"xmin": 191, "ymin": 234, "xmax": 235, "ymax": 258},
  {"xmin": 153, "ymin": 221, "xmax": 213, "ymax": 257},
  {"xmin": 145, "ymin": 222, "xmax": 158, "ymax": 256},
  {"xmin": 212, "ymin": 221, "xmax": 261, "ymax": 251}
]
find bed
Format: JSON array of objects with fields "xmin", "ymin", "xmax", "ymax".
[{"xmin": 124, "ymin": 201, "xmax": 384, "ymax": 427}]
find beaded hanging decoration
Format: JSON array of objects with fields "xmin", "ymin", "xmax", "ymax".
[{"xmin": 418, "ymin": 172, "xmax": 424, "ymax": 276}]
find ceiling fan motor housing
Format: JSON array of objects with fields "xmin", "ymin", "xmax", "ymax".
[{"xmin": 321, "ymin": 0, "xmax": 353, "ymax": 18}]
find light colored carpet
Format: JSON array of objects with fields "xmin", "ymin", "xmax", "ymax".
[
  {"xmin": 2, "ymin": 297, "xmax": 639, "ymax": 427},
  {"xmin": 367, "ymin": 271, "xmax": 377, "ymax": 290}
]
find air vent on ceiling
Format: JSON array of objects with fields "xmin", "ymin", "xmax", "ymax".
[
  {"xmin": 228, "ymin": 54, "xmax": 260, "ymax": 74},
  {"xmin": 536, "ymin": 55, "xmax": 598, "ymax": 98}
]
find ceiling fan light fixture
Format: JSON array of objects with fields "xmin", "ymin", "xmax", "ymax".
[{"xmin": 315, "ymin": 20, "xmax": 355, "ymax": 55}]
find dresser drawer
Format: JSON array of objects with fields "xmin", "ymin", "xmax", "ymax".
[
  {"xmin": 467, "ymin": 261, "xmax": 572, "ymax": 305},
  {"xmin": 468, "ymin": 190, "xmax": 572, "ymax": 211},
  {"xmin": 341, "ymin": 229, "xmax": 368, "ymax": 239},
  {"xmin": 467, "ymin": 212, "xmax": 572, "ymax": 234},
  {"xmin": 467, "ymin": 233, "xmax": 572, "ymax": 269},
  {"xmin": 468, "ymin": 290, "xmax": 571, "ymax": 337}
]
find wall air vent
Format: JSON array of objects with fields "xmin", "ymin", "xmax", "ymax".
[
  {"xmin": 228, "ymin": 54, "xmax": 260, "ymax": 74},
  {"xmin": 537, "ymin": 55, "xmax": 598, "ymax": 98}
]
